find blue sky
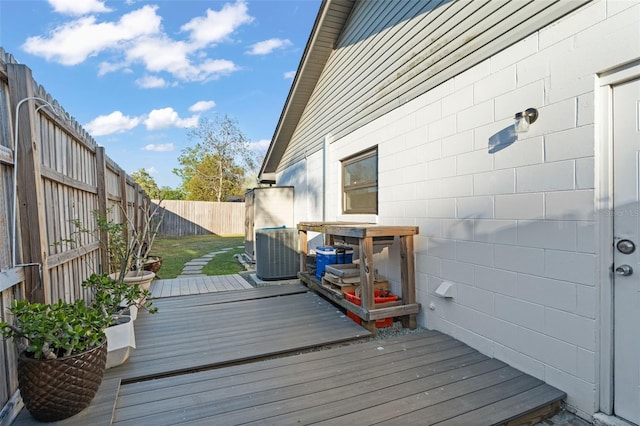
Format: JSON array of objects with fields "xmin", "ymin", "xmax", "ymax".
[{"xmin": 0, "ymin": 0, "xmax": 320, "ymax": 188}]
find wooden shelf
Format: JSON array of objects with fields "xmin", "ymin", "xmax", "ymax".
[{"xmin": 297, "ymin": 222, "xmax": 420, "ymax": 333}]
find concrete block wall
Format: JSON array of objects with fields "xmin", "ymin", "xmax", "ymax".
[
  {"xmin": 276, "ymin": 0, "xmax": 640, "ymax": 419},
  {"xmin": 318, "ymin": 1, "xmax": 637, "ymax": 419}
]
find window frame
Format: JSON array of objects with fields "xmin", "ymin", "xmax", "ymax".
[{"xmin": 341, "ymin": 146, "xmax": 378, "ymax": 215}]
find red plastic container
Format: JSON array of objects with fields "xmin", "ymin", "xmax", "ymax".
[{"xmin": 344, "ymin": 289, "xmax": 398, "ymax": 328}]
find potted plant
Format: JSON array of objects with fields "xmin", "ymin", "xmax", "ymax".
[
  {"xmin": 99, "ymin": 201, "xmax": 165, "ymax": 290},
  {"xmin": 0, "ymin": 299, "xmax": 111, "ymax": 422},
  {"xmin": 82, "ymin": 273, "xmax": 157, "ymax": 368}
]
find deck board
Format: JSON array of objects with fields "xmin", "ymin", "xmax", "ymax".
[
  {"xmin": 12, "ymin": 277, "xmax": 566, "ymax": 425},
  {"xmin": 105, "ymin": 286, "xmax": 370, "ymax": 383},
  {"xmin": 14, "ymin": 378, "xmax": 121, "ymax": 426},
  {"xmin": 149, "ymin": 274, "xmax": 255, "ymax": 298},
  {"xmin": 112, "ymin": 329, "xmax": 565, "ymax": 426},
  {"xmin": 146, "ymin": 283, "xmax": 307, "ymax": 310}
]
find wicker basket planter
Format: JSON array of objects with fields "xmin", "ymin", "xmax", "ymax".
[
  {"xmin": 17, "ymin": 340, "xmax": 107, "ymax": 422},
  {"xmin": 143, "ymin": 255, "xmax": 163, "ymax": 273}
]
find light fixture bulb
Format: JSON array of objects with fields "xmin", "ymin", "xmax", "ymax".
[
  {"xmin": 514, "ymin": 112, "xmax": 529, "ymax": 133},
  {"xmin": 514, "ymin": 108, "xmax": 538, "ymax": 133}
]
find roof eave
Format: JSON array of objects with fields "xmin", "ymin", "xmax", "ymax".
[{"xmin": 259, "ymin": 0, "xmax": 356, "ymax": 182}]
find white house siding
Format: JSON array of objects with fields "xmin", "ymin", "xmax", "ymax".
[
  {"xmin": 275, "ymin": 0, "xmax": 588, "ymax": 175},
  {"xmin": 276, "ymin": 0, "xmax": 640, "ymax": 420}
]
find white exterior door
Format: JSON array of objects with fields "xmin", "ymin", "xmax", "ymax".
[{"xmin": 613, "ymin": 78, "xmax": 640, "ymax": 425}]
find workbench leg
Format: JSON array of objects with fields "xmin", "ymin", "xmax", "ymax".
[
  {"xmin": 362, "ymin": 320, "xmax": 378, "ymax": 335},
  {"xmin": 400, "ymin": 235, "xmax": 417, "ymax": 330},
  {"xmin": 359, "ymin": 237, "xmax": 375, "ymax": 313},
  {"xmin": 400, "ymin": 314, "xmax": 417, "ymax": 329},
  {"xmin": 299, "ymin": 230, "xmax": 308, "ymax": 274}
]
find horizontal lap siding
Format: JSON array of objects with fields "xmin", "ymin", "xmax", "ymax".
[{"xmin": 278, "ymin": 0, "xmax": 589, "ymax": 171}]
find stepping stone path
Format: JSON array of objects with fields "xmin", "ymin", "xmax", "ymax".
[{"xmin": 176, "ymin": 247, "xmax": 236, "ymax": 278}]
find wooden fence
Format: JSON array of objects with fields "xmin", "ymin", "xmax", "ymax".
[
  {"xmin": 0, "ymin": 50, "xmax": 151, "ymax": 423},
  {"xmin": 155, "ymin": 200, "xmax": 244, "ymax": 236}
]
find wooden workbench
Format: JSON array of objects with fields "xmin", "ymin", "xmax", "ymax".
[{"xmin": 297, "ymin": 221, "xmax": 420, "ymax": 332}]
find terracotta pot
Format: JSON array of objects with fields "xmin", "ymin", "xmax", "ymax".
[
  {"xmin": 18, "ymin": 340, "xmax": 107, "ymax": 422},
  {"xmin": 110, "ymin": 270, "xmax": 155, "ymax": 291}
]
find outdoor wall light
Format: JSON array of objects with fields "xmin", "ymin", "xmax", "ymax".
[{"xmin": 514, "ymin": 108, "xmax": 539, "ymax": 133}]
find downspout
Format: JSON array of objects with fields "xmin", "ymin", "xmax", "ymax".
[
  {"xmin": 322, "ymin": 135, "xmax": 330, "ymax": 221},
  {"xmin": 304, "ymin": 150, "xmax": 310, "ymax": 221}
]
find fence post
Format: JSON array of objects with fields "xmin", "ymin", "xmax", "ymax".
[
  {"xmin": 7, "ymin": 64, "xmax": 49, "ymax": 304},
  {"xmin": 95, "ymin": 147, "xmax": 109, "ymax": 272},
  {"xmin": 118, "ymin": 166, "xmax": 129, "ymax": 241}
]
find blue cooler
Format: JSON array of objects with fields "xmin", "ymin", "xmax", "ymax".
[{"xmin": 315, "ymin": 245, "xmax": 354, "ymax": 279}]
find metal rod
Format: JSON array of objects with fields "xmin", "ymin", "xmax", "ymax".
[{"xmin": 11, "ymin": 96, "xmax": 57, "ymax": 268}]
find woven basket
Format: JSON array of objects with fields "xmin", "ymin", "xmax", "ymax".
[
  {"xmin": 18, "ymin": 340, "xmax": 107, "ymax": 422},
  {"xmin": 143, "ymin": 256, "xmax": 163, "ymax": 273}
]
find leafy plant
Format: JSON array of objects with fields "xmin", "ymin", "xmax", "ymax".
[
  {"xmin": 82, "ymin": 273, "xmax": 157, "ymax": 317},
  {"xmin": 54, "ymin": 202, "xmax": 165, "ymax": 283},
  {"xmin": 99, "ymin": 202, "xmax": 165, "ymax": 280},
  {"xmin": 0, "ymin": 299, "xmax": 110, "ymax": 360}
]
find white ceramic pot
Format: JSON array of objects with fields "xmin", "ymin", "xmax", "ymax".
[{"xmin": 104, "ymin": 315, "xmax": 135, "ymax": 369}]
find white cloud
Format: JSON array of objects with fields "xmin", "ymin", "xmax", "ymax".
[
  {"xmin": 98, "ymin": 61, "xmax": 130, "ymax": 76},
  {"xmin": 143, "ymin": 143, "xmax": 174, "ymax": 152},
  {"xmin": 195, "ymin": 59, "xmax": 238, "ymax": 80},
  {"xmin": 48, "ymin": 0, "xmax": 111, "ymax": 16},
  {"xmin": 284, "ymin": 70, "xmax": 296, "ymax": 79},
  {"xmin": 124, "ymin": 35, "xmax": 238, "ymax": 82},
  {"xmin": 189, "ymin": 100, "xmax": 216, "ymax": 112},
  {"xmin": 247, "ymin": 38, "xmax": 292, "ymax": 55},
  {"xmin": 136, "ymin": 75, "xmax": 168, "ymax": 88},
  {"xmin": 85, "ymin": 111, "xmax": 140, "ymax": 136},
  {"xmin": 23, "ymin": 2, "xmax": 251, "ymax": 83},
  {"xmin": 144, "ymin": 108, "xmax": 200, "ymax": 130},
  {"xmin": 251, "ymin": 139, "xmax": 271, "ymax": 151},
  {"xmin": 181, "ymin": 1, "xmax": 253, "ymax": 47},
  {"xmin": 23, "ymin": 5, "xmax": 162, "ymax": 65}
]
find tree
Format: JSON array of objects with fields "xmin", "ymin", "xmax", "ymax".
[
  {"xmin": 174, "ymin": 115, "xmax": 257, "ymax": 202},
  {"xmin": 131, "ymin": 169, "xmax": 160, "ymax": 199},
  {"xmin": 159, "ymin": 186, "xmax": 185, "ymax": 200}
]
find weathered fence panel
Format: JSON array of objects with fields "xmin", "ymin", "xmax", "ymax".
[
  {"xmin": 0, "ymin": 49, "xmax": 149, "ymax": 423},
  {"xmin": 156, "ymin": 200, "xmax": 244, "ymax": 236}
]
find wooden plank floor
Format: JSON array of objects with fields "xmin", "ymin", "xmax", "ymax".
[
  {"xmin": 14, "ymin": 378, "xmax": 121, "ymax": 426},
  {"xmin": 105, "ymin": 284, "xmax": 371, "ymax": 383},
  {"xmin": 14, "ymin": 281, "xmax": 565, "ymax": 425},
  {"xmin": 112, "ymin": 331, "xmax": 565, "ymax": 425},
  {"xmin": 149, "ymin": 274, "xmax": 254, "ymax": 298}
]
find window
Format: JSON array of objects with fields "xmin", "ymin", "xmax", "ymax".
[{"xmin": 342, "ymin": 147, "xmax": 378, "ymax": 214}]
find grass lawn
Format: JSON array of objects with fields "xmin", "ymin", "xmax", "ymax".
[{"xmin": 150, "ymin": 234, "xmax": 245, "ymax": 279}]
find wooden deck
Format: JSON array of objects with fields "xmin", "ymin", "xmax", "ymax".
[
  {"xmin": 12, "ymin": 280, "xmax": 566, "ymax": 425},
  {"xmin": 112, "ymin": 330, "xmax": 565, "ymax": 425},
  {"xmin": 105, "ymin": 284, "xmax": 371, "ymax": 383},
  {"xmin": 148, "ymin": 274, "xmax": 254, "ymax": 298}
]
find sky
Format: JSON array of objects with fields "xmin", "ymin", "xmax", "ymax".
[{"xmin": 0, "ymin": 0, "xmax": 321, "ymax": 188}]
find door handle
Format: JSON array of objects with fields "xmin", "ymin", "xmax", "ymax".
[{"xmin": 615, "ymin": 264, "xmax": 633, "ymax": 276}]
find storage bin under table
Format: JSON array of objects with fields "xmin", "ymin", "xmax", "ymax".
[{"xmin": 315, "ymin": 245, "xmax": 354, "ymax": 279}]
